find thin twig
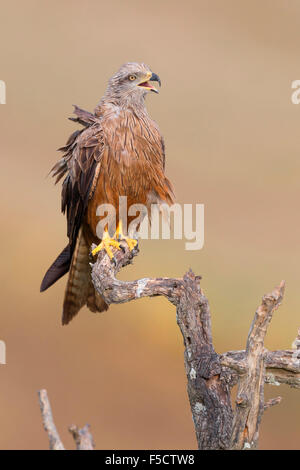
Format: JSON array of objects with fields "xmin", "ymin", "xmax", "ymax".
[
  {"xmin": 38, "ymin": 389, "xmax": 65, "ymax": 450},
  {"xmin": 69, "ymin": 424, "xmax": 95, "ymax": 450},
  {"xmin": 38, "ymin": 389, "xmax": 95, "ymax": 450},
  {"xmin": 264, "ymin": 396, "xmax": 282, "ymax": 410}
]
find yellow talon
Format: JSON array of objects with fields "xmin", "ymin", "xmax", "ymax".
[
  {"xmin": 92, "ymin": 231, "xmax": 121, "ymax": 259},
  {"xmin": 92, "ymin": 221, "xmax": 137, "ymax": 259},
  {"xmin": 125, "ymin": 238, "xmax": 137, "ymax": 251},
  {"xmin": 116, "ymin": 220, "xmax": 138, "ymax": 251}
]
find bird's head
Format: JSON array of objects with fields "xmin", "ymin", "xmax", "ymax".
[{"xmin": 105, "ymin": 62, "xmax": 161, "ymax": 107}]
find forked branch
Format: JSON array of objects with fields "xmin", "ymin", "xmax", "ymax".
[
  {"xmin": 90, "ymin": 242, "xmax": 300, "ymax": 450},
  {"xmin": 38, "ymin": 389, "xmax": 95, "ymax": 450}
]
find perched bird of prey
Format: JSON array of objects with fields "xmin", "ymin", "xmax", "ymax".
[{"xmin": 41, "ymin": 63, "xmax": 175, "ymax": 325}]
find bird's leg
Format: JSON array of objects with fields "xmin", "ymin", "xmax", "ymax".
[
  {"xmin": 91, "ymin": 227, "xmax": 121, "ymax": 259},
  {"xmin": 116, "ymin": 220, "xmax": 138, "ymax": 251}
]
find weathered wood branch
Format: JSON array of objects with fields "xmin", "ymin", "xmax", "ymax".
[
  {"xmin": 229, "ymin": 281, "xmax": 285, "ymax": 449},
  {"xmin": 90, "ymin": 242, "xmax": 300, "ymax": 450},
  {"xmin": 91, "ymin": 244, "xmax": 233, "ymax": 449},
  {"xmin": 38, "ymin": 389, "xmax": 65, "ymax": 450},
  {"xmin": 221, "ymin": 349, "xmax": 300, "ymax": 389},
  {"xmin": 69, "ymin": 424, "xmax": 95, "ymax": 450},
  {"xmin": 38, "ymin": 389, "xmax": 95, "ymax": 450}
]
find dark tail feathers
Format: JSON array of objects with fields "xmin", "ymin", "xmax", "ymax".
[{"xmin": 40, "ymin": 245, "xmax": 72, "ymax": 292}]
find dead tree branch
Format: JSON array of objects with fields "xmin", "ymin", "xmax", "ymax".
[
  {"xmin": 68, "ymin": 424, "xmax": 95, "ymax": 450},
  {"xmin": 38, "ymin": 389, "xmax": 65, "ymax": 450},
  {"xmin": 90, "ymin": 242, "xmax": 300, "ymax": 450},
  {"xmin": 38, "ymin": 389, "xmax": 95, "ymax": 450},
  {"xmin": 229, "ymin": 281, "xmax": 284, "ymax": 449}
]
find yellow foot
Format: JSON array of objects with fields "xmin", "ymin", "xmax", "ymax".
[
  {"xmin": 92, "ymin": 237, "xmax": 121, "ymax": 260},
  {"xmin": 123, "ymin": 237, "xmax": 138, "ymax": 251},
  {"xmin": 115, "ymin": 221, "xmax": 138, "ymax": 251}
]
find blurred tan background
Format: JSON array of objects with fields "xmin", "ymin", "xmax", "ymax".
[{"xmin": 0, "ymin": 0, "xmax": 299, "ymax": 450}]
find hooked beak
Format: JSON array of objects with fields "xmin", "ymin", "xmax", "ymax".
[{"xmin": 137, "ymin": 72, "xmax": 161, "ymax": 93}]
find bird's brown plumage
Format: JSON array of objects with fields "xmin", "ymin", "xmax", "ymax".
[{"xmin": 40, "ymin": 63, "xmax": 175, "ymax": 324}]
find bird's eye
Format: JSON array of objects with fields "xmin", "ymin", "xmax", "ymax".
[{"xmin": 128, "ymin": 74, "xmax": 136, "ymax": 81}]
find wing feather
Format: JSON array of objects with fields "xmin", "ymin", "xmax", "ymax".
[{"xmin": 51, "ymin": 106, "xmax": 103, "ymax": 252}]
